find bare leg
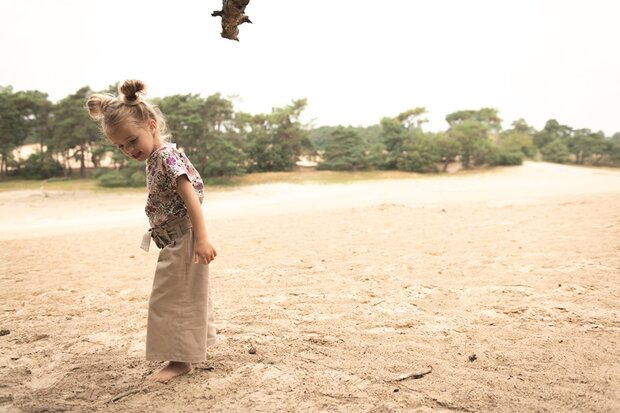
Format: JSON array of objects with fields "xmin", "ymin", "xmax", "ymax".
[{"xmin": 147, "ymin": 361, "xmax": 192, "ymax": 383}]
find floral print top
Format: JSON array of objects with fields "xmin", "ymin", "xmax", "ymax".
[{"xmin": 145, "ymin": 143, "xmax": 204, "ymax": 228}]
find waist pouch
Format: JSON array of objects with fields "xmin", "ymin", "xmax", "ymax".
[{"xmin": 149, "ymin": 215, "xmax": 193, "ymax": 249}]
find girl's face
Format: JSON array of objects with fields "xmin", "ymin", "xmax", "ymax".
[{"xmin": 107, "ymin": 119, "xmax": 162, "ymax": 162}]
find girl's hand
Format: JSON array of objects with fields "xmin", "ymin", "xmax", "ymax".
[
  {"xmin": 194, "ymin": 236, "xmax": 217, "ymax": 265},
  {"xmin": 176, "ymin": 176, "xmax": 217, "ymax": 265}
]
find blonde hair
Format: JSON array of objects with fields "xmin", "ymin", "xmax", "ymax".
[{"xmin": 86, "ymin": 79, "xmax": 171, "ymax": 142}]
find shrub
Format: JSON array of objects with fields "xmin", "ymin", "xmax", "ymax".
[
  {"xmin": 92, "ymin": 168, "xmax": 110, "ymax": 179},
  {"xmin": 492, "ymin": 147, "xmax": 524, "ymax": 166},
  {"xmin": 97, "ymin": 170, "xmax": 130, "ymax": 187},
  {"xmin": 397, "ymin": 134, "xmax": 440, "ymax": 173},
  {"xmin": 499, "ymin": 132, "xmax": 536, "ymax": 158},
  {"xmin": 17, "ymin": 152, "xmax": 64, "ymax": 180},
  {"xmin": 318, "ymin": 127, "xmax": 369, "ymax": 171},
  {"xmin": 96, "ymin": 161, "xmax": 145, "ymax": 187},
  {"xmin": 471, "ymin": 139, "xmax": 498, "ymax": 166},
  {"xmin": 541, "ymin": 139, "xmax": 570, "ymax": 163}
]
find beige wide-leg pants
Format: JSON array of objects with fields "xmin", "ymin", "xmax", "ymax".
[{"xmin": 146, "ymin": 229, "xmax": 216, "ymax": 363}]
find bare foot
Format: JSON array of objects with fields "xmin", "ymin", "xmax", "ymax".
[{"xmin": 147, "ymin": 361, "xmax": 192, "ymax": 383}]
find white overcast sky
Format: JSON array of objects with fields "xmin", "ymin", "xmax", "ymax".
[{"xmin": 1, "ymin": 0, "xmax": 619, "ymax": 134}]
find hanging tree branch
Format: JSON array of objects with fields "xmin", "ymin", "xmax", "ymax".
[{"xmin": 212, "ymin": 0, "xmax": 252, "ymax": 41}]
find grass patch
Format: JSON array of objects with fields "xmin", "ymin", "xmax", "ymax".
[
  {"xmin": 228, "ymin": 169, "xmax": 423, "ymax": 186},
  {"xmin": 0, "ymin": 168, "xmax": 471, "ymax": 193},
  {"xmin": 0, "ymin": 178, "xmax": 142, "ymax": 193}
]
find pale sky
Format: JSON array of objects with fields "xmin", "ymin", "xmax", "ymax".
[{"xmin": 1, "ymin": 0, "xmax": 619, "ymax": 134}]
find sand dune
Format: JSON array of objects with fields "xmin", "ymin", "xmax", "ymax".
[{"xmin": 1, "ymin": 162, "xmax": 619, "ymax": 412}]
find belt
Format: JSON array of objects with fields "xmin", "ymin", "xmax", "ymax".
[{"xmin": 140, "ymin": 215, "xmax": 192, "ymax": 252}]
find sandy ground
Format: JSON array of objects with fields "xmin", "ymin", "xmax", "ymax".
[{"xmin": 0, "ymin": 162, "xmax": 619, "ymax": 412}]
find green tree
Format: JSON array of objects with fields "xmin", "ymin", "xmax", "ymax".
[
  {"xmin": 18, "ymin": 152, "xmax": 63, "ymax": 179},
  {"xmin": 13, "ymin": 90, "xmax": 53, "ymax": 149},
  {"xmin": 445, "ymin": 108, "xmax": 502, "ymax": 168},
  {"xmin": 96, "ymin": 160, "xmax": 145, "ymax": 187},
  {"xmin": 434, "ymin": 132, "xmax": 460, "ymax": 172},
  {"xmin": 534, "ymin": 119, "xmax": 572, "ymax": 151},
  {"xmin": 609, "ymin": 133, "xmax": 620, "ymax": 165},
  {"xmin": 317, "ymin": 127, "xmax": 369, "ymax": 171},
  {"xmin": 307, "ymin": 126, "xmax": 339, "ymax": 152},
  {"xmin": 309, "ymin": 125, "xmax": 381, "ymax": 154},
  {"xmin": 379, "ymin": 108, "xmax": 428, "ymax": 168},
  {"xmin": 201, "ymin": 132, "xmax": 245, "ymax": 177},
  {"xmin": 200, "ymin": 93, "xmax": 242, "ymax": 173},
  {"xmin": 379, "ymin": 117, "xmax": 407, "ymax": 169},
  {"xmin": 397, "ymin": 131, "xmax": 439, "ymax": 172},
  {"xmin": 541, "ymin": 138, "xmax": 570, "ymax": 163},
  {"xmin": 471, "ymin": 138, "xmax": 498, "ymax": 166},
  {"xmin": 447, "ymin": 118, "xmax": 488, "ymax": 168},
  {"xmin": 587, "ymin": 131, "xmax": 609, "ymax": 165},
  {"xmin": 366, "ymin": 142, "xmax": 389, "ymax": 169},
  {"xmin": 499, "ymin": 132, "xmax": 535, "ymax": 158},
  {"xmin": 508, "ymin": 118, "xmax": 535, "ymax": 135},
  {"xmin": 90, "ymin": 140, "xmax": 115, "ymax": 169},
  {"xmin": 500, "ymin": 119, "xmax": 536, "ymax": 158},
  {"xmin": 396, "ymin": 107, "xmax": 428, "ymax": 130},
  {"xmin": 355, "ymin": 124, "xmax": 382, "ymax": 147},
  {"xmin": 0, "ymin": 87, "xmax": 25, "ymax": 176},
  {"xmin": 245, "ymin": 99, "xmax": 309, "ymax": 172},
  {"xmin": 491, "ymin": 146, "xmax": 524, "ymax": 166},
  {"xmin": 445, "ymin": 108, "xmax": 501, "ymax": 132},
  {"xmin": 0, "ymin": 88, "xmax": 53, "ymax": 177},
  {"xmin": 156, "ymin": 93, "xmax": 245, "ymax": 178},
  {"xmin": 18, "ymin": 90, "xmax": 56, "ymax": 175},
  {"xmin": 568, "ymin": 128, "xmax": 607, "ymax": 165},
  {"xmin": 155, "ymin": 93, "xmax": 210, "ymax": 161},
  {"xmin": 51, "ymin": 86, "xmax": 100, "ymax": 177}
]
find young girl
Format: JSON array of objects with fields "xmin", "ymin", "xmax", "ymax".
[{"xmin": 87, "ymin": 79, "xmax": 217, "ymax": 383}]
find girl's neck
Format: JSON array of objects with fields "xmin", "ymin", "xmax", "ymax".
[{"xmin": 152, "ymin": 136, "xmax": 164, "ymax": 151}]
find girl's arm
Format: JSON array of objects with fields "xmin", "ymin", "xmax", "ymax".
[{"xmin": 177, "ymin": 175, "xmax": 217, "ymax": 264}]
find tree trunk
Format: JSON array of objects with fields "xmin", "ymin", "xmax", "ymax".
[
  {"xmin": 62, "ymin": 150, "xmax": 71, "ymax": 177},
  {"xmin": 91, "ymin": 152, "xmax": 100, "ymax": 169},
  {"xmin": 593, "ymin": 154, "xmax": 603, "ymax": 165},
  {"xmin": 79, "ymin": 145, "xmax": 86, "ymax": 178},
  {"xmin": 461, "ymin": 153, "xmax": 470, "ymax": 168}
]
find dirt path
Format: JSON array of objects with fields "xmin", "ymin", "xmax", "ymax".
[{"xmin": 1, "ymin": 162, "xmax": 619, "ymax": 412}]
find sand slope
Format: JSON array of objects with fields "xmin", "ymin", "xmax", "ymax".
[{"xmin": 1, "ymin": 162, "xmax": 619, "ymax": 412}]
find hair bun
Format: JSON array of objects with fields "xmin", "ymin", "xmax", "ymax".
[
  {"xmin": 86, "ymin": 94, "xmax": 114, "ymax": 120},
  {"xmin": 119, "ymin": 79, "xmax": 147, "ymax": 106}
]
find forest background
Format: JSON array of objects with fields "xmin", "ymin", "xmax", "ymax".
[{"xmin": 1, "ymin": 83, "xmax": 619, "ymax": 187}]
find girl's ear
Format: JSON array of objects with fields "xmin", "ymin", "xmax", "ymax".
[{"xmin": 149, "ymin": 118, "xmax": 157, "ymax": 133}]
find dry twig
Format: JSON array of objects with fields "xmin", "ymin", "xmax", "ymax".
[
  {"xmin": 107, "ymin": 387, "xmax": 144, "ymax": 403},
  {"xmin": 395, "ymin": 366, "xmax": 433, "ymax": 381}
]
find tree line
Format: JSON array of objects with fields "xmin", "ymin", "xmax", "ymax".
[{"xmin": 1, "ymin": 84, "xmax": 619, "ymax": 185}]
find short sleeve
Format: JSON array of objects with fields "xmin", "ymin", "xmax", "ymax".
[{"xmin": 162, "ymin": 148, "xmax": 190, "ymax": 189}]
